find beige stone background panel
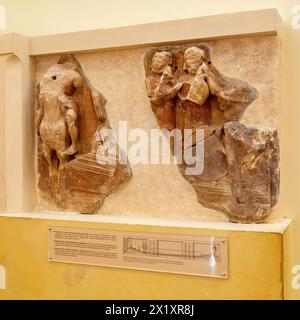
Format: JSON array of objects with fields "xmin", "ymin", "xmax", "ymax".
[{"xmin": 35, "ymin": 35, "xmax": 280, "ymax": 221}]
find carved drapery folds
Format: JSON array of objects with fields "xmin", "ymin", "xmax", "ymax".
[
  {"xmin": 36, "ymin": 55, "xmax": 132, "ymax": 214},
  {"xmin": 145, "ymin": 45, "xmax": 280, "ymax": 223}
]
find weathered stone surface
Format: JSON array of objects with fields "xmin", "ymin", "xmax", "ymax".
[
  {"xmin": 180, "ymin": 122, "xmax": 280, "ymax": 223},
  {"xmin": 145, "ymin": 45, "xmax": 279, "ymax": 223},
  {"xmin": 36, "ymin": 55, "xmax": 132, "ymax": 214},
  {"xmin": 145, "ymin": 51, "xmax": 179, "ymax": 130}
]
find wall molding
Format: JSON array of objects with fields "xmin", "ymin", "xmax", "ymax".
[{"xmin": 0, "ymin": 9, "xmax": 282, "ymax": 56}]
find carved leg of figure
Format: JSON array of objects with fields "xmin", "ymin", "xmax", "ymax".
[
  {"xmin": 41, "ymin": 142, "xmax": 61, "ymax": 200},
  {"xmin": 57, "ymin": 153, "xmax": 68, "ymax": 171},
  {"xmin": 63, "ymin": 109, "xmax": 78, "ymax": 156},
  {"xmin": 42, "ymin": 142, "xmax": 55, "ymax": 178}
]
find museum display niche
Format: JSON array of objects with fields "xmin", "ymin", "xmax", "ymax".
[
  {"xmin": 0, "ymin": 9, "xmax": 293, "ymax": 300},
  {"xmin": 0, "ymin": 9, "xmax": 287, "ymax": 225}
]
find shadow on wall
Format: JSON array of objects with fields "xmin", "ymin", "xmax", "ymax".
[{"xmin": 0, "ymin": 265, "xmax": 6, "ymax": 290}]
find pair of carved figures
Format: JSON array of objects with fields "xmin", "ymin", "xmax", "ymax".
[
  {"xmin": 145, "ymin": 46, "xmax": 279, "ymax": 223},
  {"xmin": 36, "ymin": 46, "xmax": 279, "ymax": 223}
]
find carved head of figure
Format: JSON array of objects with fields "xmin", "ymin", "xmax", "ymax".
[
  {"xmin": 184, "ymin": 47, "xmax": 208, "ymax": 75},
  {"xmin": 151, "ymin": 51, "xmax": 173, "ymax": 74},
  {"xmin": 39, "ymin": 63, "xmax": 84, "ymax": 97}
]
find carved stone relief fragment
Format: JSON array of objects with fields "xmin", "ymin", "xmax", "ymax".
[
  {"xmin": 145, "ymin": 45, "xmax": 280, "ymax": 223},
  {"xmin": 36, "ymin": 55, "xmax": 132, "ymax": 213}
]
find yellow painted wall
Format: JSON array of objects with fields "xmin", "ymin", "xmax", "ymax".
[
  {"xmin": 0, "ymin": 0, "xmax": 299, "ymax": 299},
  {"xmin": 0, "ymin": 217, "xmax": 284, "ymax": 300}
]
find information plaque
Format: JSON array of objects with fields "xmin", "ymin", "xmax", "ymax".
[{"xmin": 48, "ymin": 226, "xmax": 228, "ymax": 278}]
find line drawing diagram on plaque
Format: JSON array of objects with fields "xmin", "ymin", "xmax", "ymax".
[{"xmin": 123, "ymin": 237, "xmax": 221, "ymax": 261}]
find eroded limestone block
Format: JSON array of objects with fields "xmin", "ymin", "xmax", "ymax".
[
  {"xmin": 181, "ymin": 122, "xmax": 279, "ymax": 223},
  {"xmin": 36, "ymin": 55, "xmax": 132, "ymax": 213},
  {"xmin": 223, "ymin": 122, "xmax": 279, "ymax": 223}
]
